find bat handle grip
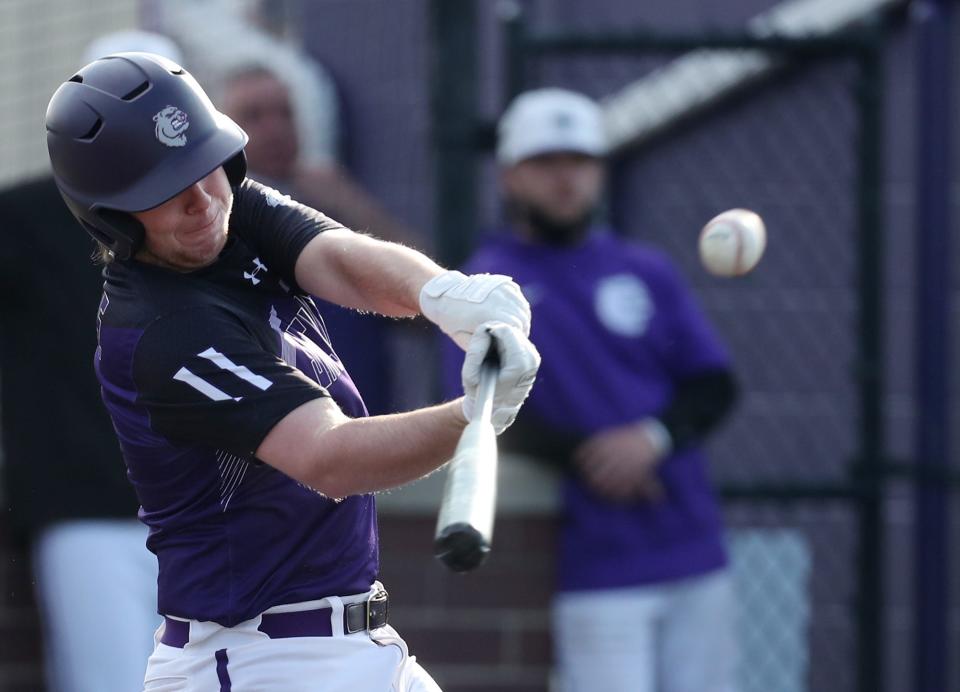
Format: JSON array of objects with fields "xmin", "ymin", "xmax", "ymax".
[
  {"xmin": 475, "ymin": 364, "xmax": 498, "ymax": 423},
  {"xmin": 474, "ymin": 336, "xmax": 500, "ymax": 421}
]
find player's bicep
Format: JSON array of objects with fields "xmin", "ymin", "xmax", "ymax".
[
  {"xmin": 292, "ymin": 227, "xmax": 363, "ymax": 306},
  {"xmin": 255, "ymin": 397, "xmax": 348, "ymax": 486},
  {"xmin": 657, "ymin": 259, "xmax": 730, "ymax": 375},
  {"xmin": 133, "ymin": 308, "xmax": 329, "ymax": 455}
]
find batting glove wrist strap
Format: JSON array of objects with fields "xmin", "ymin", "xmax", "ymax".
[{"xmin": 420, "ymin": 271, "xmax": 532, "ymax": 351}]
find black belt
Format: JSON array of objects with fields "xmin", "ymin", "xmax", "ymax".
[{"xmin": 161, "ymin": 588, "xmax": 389, "ymax": 648}]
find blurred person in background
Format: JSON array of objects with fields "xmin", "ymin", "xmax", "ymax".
[
  {"xmin": 155, "ymin": 0, "xmax": 420, "ymax": 414},
  {"xmin": 441, "ymin": 88, "xmax": 741, "ymax": 692},
  {"xmin": 0, "ymin": 30, "xmax": 175, "ymax": 692},
  {"xmin": 212, "ymin": 60, "xmax": 418, "ymax": 414},
  {"xmin": 146, "ymin": 0, "xmax": 341, "ymax": 174},
  {"xmin": 216, "ymin": 62, "xmax": 417, "ymax": 246}
]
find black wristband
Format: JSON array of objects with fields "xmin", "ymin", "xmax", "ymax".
[{"xmin": 659, "ymin": 369, "xmax": 739, "ymax": 450}]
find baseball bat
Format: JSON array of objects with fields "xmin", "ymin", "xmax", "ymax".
[{"xmin": 434, "ymin": 345, "xmax": 500, "ymax": 573}]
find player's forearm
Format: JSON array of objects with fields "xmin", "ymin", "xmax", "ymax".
[
  {"xmin": 295, "ymin": 229, "xmax": 442, "ymax": 317},
  {"xmin": 299, "ymin": 400, "xmax": 468, "ymax": 498}
]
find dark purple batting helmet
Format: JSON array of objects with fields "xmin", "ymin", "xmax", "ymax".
[{"xmin": 45, "ymin": 52, "xmax": 248, "ymax": 260}]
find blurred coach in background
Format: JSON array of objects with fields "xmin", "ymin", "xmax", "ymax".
[
  {"xmin": 442, "ymin": 88, "xmax": 741, "ymax": 692},
  {"xmin": 213, "ymin": 58, "xmax": 419, "ymax": 415}
]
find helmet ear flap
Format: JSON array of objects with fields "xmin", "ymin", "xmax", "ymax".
[
  {"xmin": 223, "ymin": 151, "xmax": 247, "ymax": 187},
  {"xmin": 92, "ymin": 209, "xmax": 145, "ymax": 261}
]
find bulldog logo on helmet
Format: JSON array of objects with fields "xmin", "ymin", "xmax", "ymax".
[{"xmin": 153, "ymin": 106, "xmax": 190, "ymax": 147}]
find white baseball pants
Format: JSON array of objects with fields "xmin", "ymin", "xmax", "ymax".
[
  {"xmin": 143, "ymin": 586, "xmax": 441, "ymax": 691},
  {"xmin": 32, "ymin": 519, "xmax": 160, "ymax": 692},
  {"xmin": 553, "ymin": 569, "xmax": 738, "ymax": 692}
]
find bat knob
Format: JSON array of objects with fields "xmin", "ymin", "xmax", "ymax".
[{"xmin": 434, "ymin": 523, "xmax": 491, "ymax": 573}]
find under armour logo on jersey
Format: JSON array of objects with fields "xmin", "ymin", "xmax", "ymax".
[
  {"xmin": 244, "ymin": 257, "xmax": 268, "ymax": 285},
  {"xmin": 153, "ymin": 105, "xmax": 189, "ymax": 147}
]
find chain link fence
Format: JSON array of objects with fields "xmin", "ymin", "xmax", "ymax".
[
  {"xmin": 569, "ymin": 53, "xmax": 867, "ymax": 487},
  {"xmin": 0, "ymin": 0, "xmax": 140, "ymax": 189},
  {"xmin": 475, "ymin": 18, "xmax": 891, "ymax": 692}
]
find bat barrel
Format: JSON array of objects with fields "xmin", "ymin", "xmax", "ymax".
[
  {"xmin": 434, "ymin": 351, "xmax": 500, "ymax": 573},
  {"xmin": 434, "ymin": 522, "xmax": 491, "ymax": 572}
]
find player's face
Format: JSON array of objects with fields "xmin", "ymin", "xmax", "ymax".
[
  {"xmin": 501, "ymin": 152, "xmax": 605, "ymax": 226},
  {"xmin": 221, "ymin": 72, "xmax": 299, "ymax": 182},
  {"xmin": 132, "ymin": 167, "xmax": 233, "ymax": 272}
]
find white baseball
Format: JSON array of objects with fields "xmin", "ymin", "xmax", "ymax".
[{"xmin": 698, "ymin": 208, "xmax": 767, "ymax": 277}]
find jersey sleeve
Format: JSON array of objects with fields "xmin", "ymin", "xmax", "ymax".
[
  {"xmin": 652, "ymin": 252, "xmax": 731, "ymax": 376},
  {"xmin": 229, "ymin": 178, "xmax": 347, "ymax": 291},
  {"xmin": 132, "ymin": 305, "xmax": 329, "ymax": 455}
]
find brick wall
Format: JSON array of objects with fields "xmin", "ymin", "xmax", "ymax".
[
  {"xmin": 379, "ymin": 515, "xmax": 558, "ymax": 692},
  {"xmin": 0, "ymin": 523, "xmax": 44, "ymax": 691}
]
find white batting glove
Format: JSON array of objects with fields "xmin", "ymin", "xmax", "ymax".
[
  {"xmin": 461, "ymin": 322, "xmax": 541, "ymax": 435},
  {"xmin": 420, "ymin": 271, "xmax": 531, "ymax": 351}
]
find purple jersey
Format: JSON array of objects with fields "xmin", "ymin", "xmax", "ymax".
[
  {"xmin": 442, "ymin": 228, "xmax": 729, "ymax": 591},
  {"xmin": 96, "ymin": 179, "xmax": 377, "ymax": 625}
]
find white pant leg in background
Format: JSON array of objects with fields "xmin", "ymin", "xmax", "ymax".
[
  {"xmin": 553, "ymin": 583, "xmax": 661, "ymax": 692},
  {"xmin": 659, "ymin": 570, "xmax": 737, "ymax": 692},
  {"xmin": 33, "ymin": 518, "xmax": 160, "ymax": 692},
  {"xmin": 553, "ymin": 569, "xmax": 737, "ymax": 692}
]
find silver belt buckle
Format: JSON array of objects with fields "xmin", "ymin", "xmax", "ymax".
[{"xmin": 366, "ymin": 587, "xmax": 388, "ymax": 630}]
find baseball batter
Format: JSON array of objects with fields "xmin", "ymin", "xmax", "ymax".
[{"xmin": 44, "ymin": 52, "xmax": 540, "ymax": 691}]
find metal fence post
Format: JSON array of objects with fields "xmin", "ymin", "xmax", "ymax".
[
  {"xmin": 913, "ymin": 1, "xmax": 954, "ymax": 690},
  {"xmin": 430, "ymin": 0, "xmax": 479, "ymax": 268},
  {"xmin": 854, "ymin": 38, "xmax": 886, "ymax": 692}
]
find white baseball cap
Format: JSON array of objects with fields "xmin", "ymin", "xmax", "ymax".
[
  {"xmin": 83, "ymin": 30, "xmax": 183, "ymax": 65},
  {"xmin": 496, "ymin": 88, "xmax": 607, "ymax": 165}
]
